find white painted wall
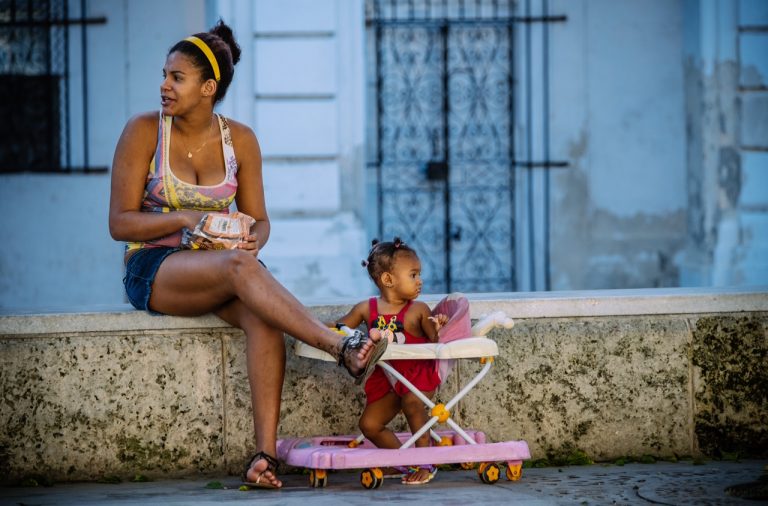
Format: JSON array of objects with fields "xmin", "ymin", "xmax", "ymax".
[
  {"xmin": 229, "ymin": 0, "xmax": 371, "ymax": 299},
  {"xmin": 583, "ymin": 0, "xmax": 687, "ymax": 217},
  {"xmin": 525, "ymin": 0, "xmax": 688, "ymax": 290},
  {"xmin": 0, "ymin": 0, "xmax": 206, "ymax": 311}
]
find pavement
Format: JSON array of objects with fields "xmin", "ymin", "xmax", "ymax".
[{"xmin": 2, "ymin": 460, "xmax": 766, "ymax": 505}]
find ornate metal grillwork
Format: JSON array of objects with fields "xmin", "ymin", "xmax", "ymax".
[
  {"xmin": 0, "ymin": 0, "xmax": 67, "ymax": 172},
  {"xmin": 368, "ymin": 0, "xmax": 517, "ymax": 293},
  {"xmin": 0, "ymin": 0, "xmax": 105, "ymax": 172}
]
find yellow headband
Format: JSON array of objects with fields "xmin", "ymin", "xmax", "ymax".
[{"xmin": 185, "ymin": 36, "xmax": 221, "ymax": 81}]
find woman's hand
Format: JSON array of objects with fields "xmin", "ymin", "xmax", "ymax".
[
  {"xmin": 237, "ymin": 232, "xmax": 260, "ymax": 257},
  {"xmin": 181, "ymin": 210, "xmax": 206, "ymax": 231}
]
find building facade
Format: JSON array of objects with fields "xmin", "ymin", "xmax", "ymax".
[{"xmin": 0, "ymin": 0, "xmax": 765, "ymax": 310}]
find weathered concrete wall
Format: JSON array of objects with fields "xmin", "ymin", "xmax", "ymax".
[
  {"xmin": 680, "ymin": 0, "xmax": 768, "ymax": 287},
  {"xmin": 0, "ymin": 289, "xmax": 765, "ymax": 482},
  {"xmin": 691, "ymin": 315, "xmax": 768, "ymax": 458},
  {"xmin": 546, "ymin": 0, "xmax": 688, "ymax": 291}
]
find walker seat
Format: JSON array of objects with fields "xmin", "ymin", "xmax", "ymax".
[{"xmin": 283, "ymin": 294, "xmax": 531, "ymax": 489}]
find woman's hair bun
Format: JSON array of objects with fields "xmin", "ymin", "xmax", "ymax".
[{"xmin": 210, "ymin": 19, "xmax": 241, "ymax": 65}]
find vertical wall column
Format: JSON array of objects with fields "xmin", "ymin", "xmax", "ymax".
[
  {"xmin": 216, "ymin": 0, "xmax": 371, "ymax": 298},
  {"xmin": 682, "ymin": 0, "xmax": 768, "ymax": 287},
  {"xmin": 515, "ymin": 0, "xmax": 555, "ymax": 292}
]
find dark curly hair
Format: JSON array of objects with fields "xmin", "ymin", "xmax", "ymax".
[
  {"xmin": 362, "ymin": 237, "xmax": 418, "ymax": 288},
  {"xmin": 169, "ymin": 19, "xmax": 241, "ymax": 104}
]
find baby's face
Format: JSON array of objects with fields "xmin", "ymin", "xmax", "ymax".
[{"xmin": 389, "ymin": 252, "xmax": 423, "ymax": 299}]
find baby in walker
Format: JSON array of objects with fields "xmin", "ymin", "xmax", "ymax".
[{"xmin": 335, "ymin": 237, "xmax": 447, "ymax": 485}]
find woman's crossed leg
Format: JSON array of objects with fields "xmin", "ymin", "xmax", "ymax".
[{"xmin": 148, "ymin": 249, "xmax": 381, "ymax": 487}]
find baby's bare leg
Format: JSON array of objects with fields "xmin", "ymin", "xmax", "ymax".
[
  {"xmin": 401, "ymin": 390, "xmax": 437, "ymax": 484},
  {"xmin": 401, "ymin": 390, "xmax": 435, "ymax": 448},
  {"xmin": 359, "ymin": 392, "xmax": 402, "ymax": 449}
]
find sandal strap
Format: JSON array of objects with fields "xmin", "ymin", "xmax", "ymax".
[
  {"xmin": 337, "ymin": 328, "xmax": 367, "ymax": 367},
  {"xmin": 407, "ymin": 464, "xmax": 436, "ymax": 473},
  {"xmin": 244, "ymin": 450, "xmax": 279, "ymax": 479}
]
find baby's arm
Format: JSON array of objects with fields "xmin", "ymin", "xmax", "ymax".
[
  {"xmin": 413, "ymin": 302, "xmax": 445, "ymax": 342},
  {"xmin": 331, "ymin": 300, "xmax": 369, "ymax": 331},
  {"xmin": 429, "ymin": 313, "xmax": 449, "ymax": 333}
]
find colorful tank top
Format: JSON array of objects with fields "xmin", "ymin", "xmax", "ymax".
[{"xmin": 126, "ymin": 112, "xmax": 238, "ymax": 252}]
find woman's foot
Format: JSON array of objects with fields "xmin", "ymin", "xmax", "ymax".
[
  {"xmin": 244, "ymin": 451, "xmax": 282, "ymax": 489},
  {"xmin": 337, "ymin": 329, "xmax": 388, "ymax": 385}
]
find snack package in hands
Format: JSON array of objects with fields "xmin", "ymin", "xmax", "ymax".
[{"xmin": 180, "ymin": 211, "xmax": 256, "ymax": 250}]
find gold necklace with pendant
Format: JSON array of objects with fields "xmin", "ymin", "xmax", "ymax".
[{"xmin": 176, "ymin": 116, "xmax": 214, "ymax": 158}]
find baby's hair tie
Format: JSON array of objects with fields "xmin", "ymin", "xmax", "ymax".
[
  {"xmin": 367, "ymin": 238, "xmax": 382, "ymax": 258},
  {"xmin": 393, "ymin": 236, "xmax": 404, "ymax": 248},
  {"xmin": 361, "ymin": 260, "xmax": 369, "ymax": 267}
]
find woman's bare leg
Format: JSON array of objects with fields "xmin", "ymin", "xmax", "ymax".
[
  {"xmin": 149, "ymin": 251, "xmax": 381, "ymax": 484},
  {"xmin": 216, "ymin": 299, "xmax": 284, "ymax": 488},
  {"xmin": 148, "ymin": 250, "xmax": 378, "ymax": 371}
]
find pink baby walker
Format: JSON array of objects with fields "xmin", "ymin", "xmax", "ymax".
[{"xmin": 279, "ymin": 293, "xmax": 531, "ymax": 489}]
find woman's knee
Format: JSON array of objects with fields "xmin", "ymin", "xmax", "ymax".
[{"xmin": 222, "ymin": 250, "xmax": 265, "ymax": 284}]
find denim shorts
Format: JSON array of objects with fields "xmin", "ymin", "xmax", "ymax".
[{"xmin": 123, "ymin": 247, "xmax": 181, "ymax": 314}]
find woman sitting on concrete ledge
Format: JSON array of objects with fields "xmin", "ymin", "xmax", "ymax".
[{"xmin": 108, "ymin": 19, "xmax": 386, "ymax": 490}]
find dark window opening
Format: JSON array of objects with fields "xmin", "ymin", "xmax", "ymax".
[{"xmin": 0, "ymin": 0, "xmax": 106, "ymax": 173}]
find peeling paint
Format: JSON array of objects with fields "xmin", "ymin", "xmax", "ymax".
[
  {"xmin": 680, "ymin": 54, "xmax": 766, "ymax": 286},
  {"xmin": 718, "ymin": 147, "xmax": 741, "ymax": 208}
]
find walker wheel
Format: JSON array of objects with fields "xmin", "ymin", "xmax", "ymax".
[
  {"xmin": 506, "ymin": 463, "xmax": 523, "ymax": 481},
  {"xmin": 478, "ymin": 462, "xmax": 500, "ymax": 484},
  {"xmin": 459, "ymin": 462, "xmax": 476, "ymax": 470},
  {"xmin": 439, "ymin": 436, "xmax": 453, "ymax": 446},
  {"xmin": 309, "ymin": 469, "xmax": 327, "ymax": 488},
  {"xmin": 360, "ymin": 467, "xmax": 384, "ymax": 489}
]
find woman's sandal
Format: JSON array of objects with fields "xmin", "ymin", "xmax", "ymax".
[
  {"xmin": 337, "ymin": 329, "xmax": 388, "ymax": 385},
  {"xmin": 402, "ymin": 465, "xmax": 437, "ymax": 485},
  {"xmin": 242, "ymin": 451, "xmax": 280, "ymax": 489}
]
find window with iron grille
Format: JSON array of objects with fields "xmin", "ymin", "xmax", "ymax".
[
  {"xmin": 0, "ymin": 0, "xmax": 105, "ymax": 173},
  {"xmin": 365, "ymin": 0, "xmax": 567, "ymax": 293}
]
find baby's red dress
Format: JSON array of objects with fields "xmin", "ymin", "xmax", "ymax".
[{"xmin": 364, "ymin": 298, "xmax": 441, "ymax": 404}]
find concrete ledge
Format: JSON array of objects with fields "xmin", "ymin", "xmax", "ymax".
[
  {"xmin": 2, "ymin": 287, "xmax": 766, "ymax": 335},
  {"xmin": 0, "ymin": 288, "xmax": 766, "ymax": 482}
]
